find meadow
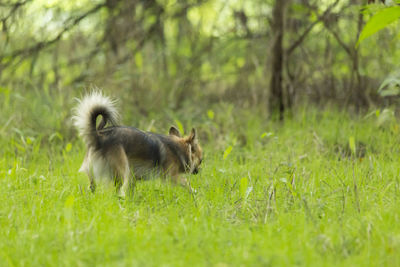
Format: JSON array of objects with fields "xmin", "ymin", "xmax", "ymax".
[{"xmin": 1, "ymin": 91, "xmax": 400, "ymax": 266}]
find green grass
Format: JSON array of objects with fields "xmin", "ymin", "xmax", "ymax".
[{"xmin": 1, "ymin": 92, "xmax": 400, "ymax": 266}]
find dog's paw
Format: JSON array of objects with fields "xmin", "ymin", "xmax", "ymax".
[
  {"xmin": 89, "ymin": 184, "xmax": 96, "ymax": 193},
  {"xmin": 189, "ymin": 186, "xmax": 197, "ymax": 194},
  {"xmin": 118, "ymin": 189, "xmax": 134, "ymax": 200},
  {"xmin": 117, "ymin": 190, "xmax": 126, "ymax": 199}
]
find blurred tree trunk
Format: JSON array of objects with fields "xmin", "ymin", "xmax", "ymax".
[
  {"xmin": 348, "ymin": 0, "xmax": 369, "ymax": 109},
  {"xmin": 269, "ymin": 0, "xmax": 287, "ymax": 120},
  {"xmin": 352, "ymin": 4, "xmax": 368, "ymax": 109}
]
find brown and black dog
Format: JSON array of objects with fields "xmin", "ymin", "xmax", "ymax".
[{"xmin": 73, "ymin": 91, "xmax": 203, "ymax": 197}]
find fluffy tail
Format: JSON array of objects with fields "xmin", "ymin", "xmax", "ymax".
[{"xmin": 73, "ymin": 91, "xmax": 119, "ymax": 148}]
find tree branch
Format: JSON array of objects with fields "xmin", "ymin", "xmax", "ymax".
[
  {"xmin": 1, "ymin": 2, "xmax": 106, "ymax": 66},
  {"xmin": 324, "ymin": 23, "xmax": 352, "ymax": 56},
  {"xmin": 0, "ymin": 0, "xmax": 32, "ymax": 35},
  {"xmin": 0, "ymin": 0, "xmax": 31, "ymax": 8},
  {"xmin": 286, "ymin": 0, "xmax": 340, "ymax": 56},
  {"xmin": 322, "ymin": 3, "xmax": 353, "ymax": 56}
]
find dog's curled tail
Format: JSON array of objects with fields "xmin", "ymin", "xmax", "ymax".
[{"xmin": 73, "ymin": 91, "xmax": 119, "ymax": 147}]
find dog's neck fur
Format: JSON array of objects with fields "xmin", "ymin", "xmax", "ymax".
[{"xmin": 162, "ymin": 137, "xmax": 190, "ymax": 173}]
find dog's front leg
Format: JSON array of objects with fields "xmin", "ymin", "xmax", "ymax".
[
  {"xmin": 172, "ymin": 175, "xmax": 195, "ymax": 193},
  {"xmin": 120, "ymin": 179, "xmax": 135, "ymax": 198},
  {"xmin": 89, "ymin": 178, "xmax": 96, "ymax": 193},
  {"xmin": 109, "ymin": 147, "xmax": 134, "ymax": 199},
  {"xmin": 87, "ymin": 170, "xmax": 96, "ymax": 193}
]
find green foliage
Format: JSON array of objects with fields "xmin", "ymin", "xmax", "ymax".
[
  {"xmin": 223, "ymin": 145, "xmax": 233, "ymax": 159},
  {"xmin": 378, "ymin": 71, "xmax": 400, "ymax": 97},
  {"xmin": 357, "ymin": 6, "xmax": 400, "ymax": 46},
  {"xmin": 1, "ymin": 0, "xmax": 399, "ymax": 112},
  {"xmin": 348, "ymin": 136, "xmax": 356, "ymax": 155}
]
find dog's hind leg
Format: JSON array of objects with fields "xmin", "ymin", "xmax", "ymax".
[
  {"xmin": 88, "ymin": 171, "xmax": 96, "ymax": 192},
  {"xmin": 80, "ymin": 151, "xmax": 96, "ymax": 193},
  {"xmin": 120, "ymin": 165, "xmax": 134, "ymax": 198},
  {"xmin": 108, "ymin": 146, "xmax": 134, "ymax": 198}
]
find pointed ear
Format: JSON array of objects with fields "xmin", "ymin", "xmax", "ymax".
[
  {"xmin": 169, "ymin": 126, "xmax": 181, "ymax": 137},
  {"xmin": 188, "ymin": 128, "xmax": 197, "ymax": 143}
]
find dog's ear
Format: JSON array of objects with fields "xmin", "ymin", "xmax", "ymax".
[
  {"xmin": 188, "ymin": 128, "xmax": 197, "ymax": 143},
  {"xmin": 169, "ymin": 126, "xmax": 181, "ymax": 137}
]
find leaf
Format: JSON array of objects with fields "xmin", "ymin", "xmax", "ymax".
[
  {"xmin": 64, "ymin": 195, "xmax": 75, "ymax": 208},
  {"xmin": 378, "ymin": 76, "xmax": 400, "ymax": 97},
  {"xmin": 239, "ymin": 177, "xmax": 248, "ymax": 198},
  {"xmin": 379, "ymin": 87, "xmax": 400, "ymax": 97},
  {"xmin": 65, "ymin": 143, "xmax": 72, "ymax": 153},
  {"xmin": 309, "ymin": 10, "xmax": 318, "ymax": 22},
  {"xmin": 290, "ymin": 3, "xmax": 309, "ymax": 13},
  {"xmin": 207, "ymin": 110, "xmax": 214, "ymax": 120},
  {"xmin": 377, "ymin": 108, "xmax": 395, "ymax": 126},
  {"xmin": 236, "ymin": 58, "xmax": 245, "ymax": 68},
  {"xmin": 49, "ymin": 132, "xmax": 63, "ymax": 143},
  {"xmin": 378, "ymin": 77, "xmax": 400, "ymax": 92},
  {"xmin": 26, "ymin": 137, "xmax": 33, "ymax": 145},
  {"xmin": 357, "ymin": 6, "xmax": 400, "ymax": 46},
  {"xmin": 135, "ymin": 52, "xmax": 143, "ymax": 69},
  {"xmin": 223, "ymin": 145, "xmax": 233, "ymax": 160},
  {"xmin": 260, "ymin": 132, "xmax": 273, "ymax": 139},
  {"xmin": 349, "ymin": 136, "xmax": 356, "ymax": 155}
]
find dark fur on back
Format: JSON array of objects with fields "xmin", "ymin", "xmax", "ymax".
[{"xmin": 97, "ymin": 126, "xmax": 190, "ymax": 177}]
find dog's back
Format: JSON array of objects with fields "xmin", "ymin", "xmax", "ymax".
[{"xmin": 98, "ymin": 126, "xmax": 191, "ymax": 178}]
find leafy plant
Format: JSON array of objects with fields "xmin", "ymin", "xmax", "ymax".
[
  {"xmin": 378, "ymin": 72, "xmax": 400, "ymax": 97},
  {"xmin": 357, "ymin": 5, "xmax": 400, "ymax": 46}
]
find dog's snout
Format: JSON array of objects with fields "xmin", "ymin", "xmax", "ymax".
[{"xmin": 193, "ymin": 167, "xmax": 199, "ymax": 174}]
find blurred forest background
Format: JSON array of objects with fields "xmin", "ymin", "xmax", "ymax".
[{"xmin": 1, "ymin": 0, "xmax": 400, "ymax": 142}]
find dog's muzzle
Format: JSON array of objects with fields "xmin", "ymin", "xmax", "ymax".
[{"xmin": 192, "ymin": 167, "xmax": 199, "ymax": 174}]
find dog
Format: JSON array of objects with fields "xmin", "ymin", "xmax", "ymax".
[{"xmin": 72, "ymin": 91, "xmax": 203, "ymax": 197}]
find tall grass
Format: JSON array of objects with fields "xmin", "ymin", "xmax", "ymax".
[{"xmin": 1, "ymin": 89, "xmax": 400, "ymax": 266}]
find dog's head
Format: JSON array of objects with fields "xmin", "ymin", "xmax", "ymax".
[{"xmin": 169, "ymin": 126, "xmax": 203, "ymax": 174}]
